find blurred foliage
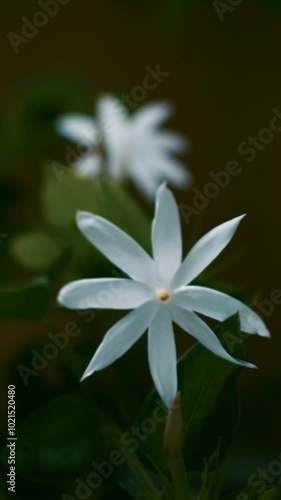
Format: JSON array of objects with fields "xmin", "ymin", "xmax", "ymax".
[
  {"xmin": 10, "ymin": 165, "xmax": 152, "ymax": 282},
  {"xmin": 42, "ymin": 165, "xmax": 151, "ymax": 248},
  {"xmin": 6, "ymin": 395, "xmax": 104, "ymax": 483},
  {"xmin": 0, "ymin": 73, "xmax": 92, "ymax": 173},
  {"xmin": 10, "ymin": 231, "xmax": 66, "ymax": 272},
  {"xmin": 0, "ymin": 278, "xmax": 50, "ymax": 319}
]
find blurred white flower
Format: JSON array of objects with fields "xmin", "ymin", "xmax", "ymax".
[
  {"xmin": 58, "ymin": 184, "xmax": 269, "ymax": 407},
  {"xmin": 56, "ymin": 95, "xmax": 192, "ymax": 199}
]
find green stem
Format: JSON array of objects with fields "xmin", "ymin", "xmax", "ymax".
[{"xmin": 169, "ymin": 457, "xmax": 190, "ymax": 500}]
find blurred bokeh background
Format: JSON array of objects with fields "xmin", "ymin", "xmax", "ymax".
[{"xmin": 0, "ymin": 1, "xmax": 281, "ymax": 498}]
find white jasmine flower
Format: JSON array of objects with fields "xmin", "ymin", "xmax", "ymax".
[
  {"xmin": 56, "ymin": 95, "xmax": 192, "ymax": 199},
  {"xmin": 58, "ymin": 185, "xmax": 269, "ymax": 407}
]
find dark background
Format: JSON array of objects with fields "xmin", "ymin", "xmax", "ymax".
[{"xmin": 0, "ymin": 0, "xmax": 281, "ymax": 497}]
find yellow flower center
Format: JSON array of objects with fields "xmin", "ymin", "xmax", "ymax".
[{"xmin": 156, "ymin": 289, "xmax": 171, "ymax": 303}]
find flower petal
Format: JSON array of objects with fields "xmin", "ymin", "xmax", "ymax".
[
  {"xmin": 146, "ymin": 156, "xmax": 192, "ymax": 188},
  {"xmin": 58, "ymin": 278, "xmax": 153, "ymax": 310},
  {"xmin": 152, "ymin": 184, "xmax": 182, "ymax": 285},
  {"xmin": 171, "ymin": 215, "xmax": 246, "ymax": 289},
  {"xmin": 148, "ymin": 307, "xmax": 178, "ymax": 407},
  {"xmin": 81, "ymin": 301, "xmax": 159, "ymax": 380},
  {"xmin": 96, "ymin": 95, "xmax": 127, "ymax": 178},
  {"xmin": 74, "ymin": 153, "xmax": 102, "ymax": 177},
  {"xmin": 133, "ymin": 102, "xmax": 173, "ymax": 131},
  {"xmin": 171, "ymin": 304, "xmax": 256, "ymax": 369},
  {"xmin": 97, "ymin": 94, "xmax": 128, "ymax": 130},
  {"xmin": 56, "ymin": 113, "xmax": 99, "ymax": 147},
  {"xmin": 76, "ymin": 212, "xmax": 156, "ymax": 285},
  {"xmin": 128, "ymin": 164, "xmax": 159, "ymax": 200},
  {"xmin": 146, "ymin": 131, "xmax": 189, "ymax": 154},
  {"xmin": 174, "ymin": 286, "xmax": 270, "ymax": 338}
]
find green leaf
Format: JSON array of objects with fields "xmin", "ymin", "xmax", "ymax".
[
  {"xmin": 137, "ymin": 314, "xmax": 245, "ymax": 472},
  {"xmin": 4, "ymin": 396, "xmax": 104, "ymax": 483},
  {"xmin": 10, "ymin": 231, "xmax": 65, "ymax": 271},
  {"xmin": 0, "ymin": 278, "xmax": 50, "ymax": 319},
  {"xmin": 42, "ymin": 165, "xmax": 151, "ymax": 252}
]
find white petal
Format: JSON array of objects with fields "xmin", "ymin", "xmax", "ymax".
[
  {"xmin": 96, "ymin": 95, "xmax": 127, "ymax": 179},
  {"xmin": 171, "ymin": 305, "xmax": 256, "ymax": 369},
  {"xmin": 133, "ymin": 102, "xmax": 173, "ymax": 131},
  {"xmin": 146, "ymin": 156, "xmax": 192, "ymax": 188},
  {"xmin": 146, "ymin": 131, "xmax": 189, "ymax": 154},
  {"xmin": 81, "ymin": 301, "xmax": 159, "ymax": 380},
  {"xmin": 148, "ymin": 307, "xmax": 177, "ymax": 407},
  {"xmin": 56, "ymin": 113, "xmax": 99, "ymax": 147},
  {"xmin": 128, "ymin": 165, "xmax": 159, "ymax": 200},
  {"xmin": 74, "ymin": 153, "xmax": 102, "ymax": 177},
  {"xmin": 76, "ymin": 212, "xmax": 156, "ymax": 285},
  {"xmin": 58, "ymin": 278, "xmax": 153, "ymax": 310},
  {"xmin": 97, "ymin": 94, "xmax": 128, "ymax": 130},
  {"xmin": 171, "ymin": 215, "xmax": 246, "ymax": 289},
  {"xmin": 152, "ymin": 184, "xmax": 182, "ymax": 285},
  {"xmin": 174, "ymin": 286, "xmax": 270, "ymax": 338}
]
